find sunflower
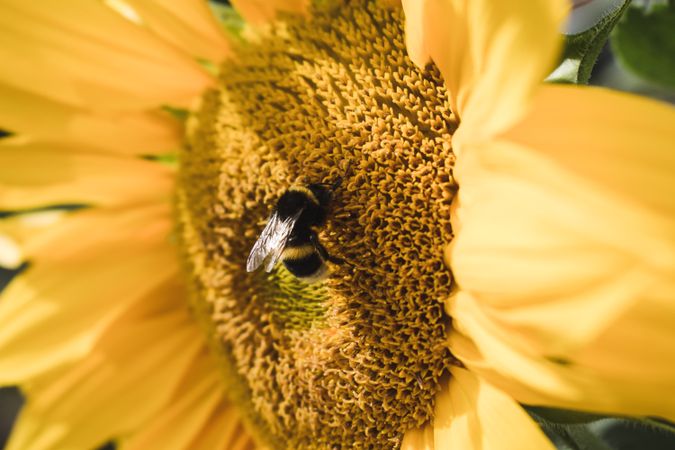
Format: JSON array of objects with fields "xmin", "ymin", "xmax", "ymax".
[{"xmin": 1, "ymin": 0, "xmax": 674, "ymax": 449}]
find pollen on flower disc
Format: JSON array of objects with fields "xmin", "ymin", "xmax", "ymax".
[{"xmin": 176, "ymin": 0, "xmax": 458, "ymax": 448}]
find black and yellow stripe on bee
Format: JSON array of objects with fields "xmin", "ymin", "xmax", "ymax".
[
  {"xmin": 282, "ymin": 243, "xmax": 326, "ymax": 279},
  {"xmin": 287, "ymin": 185, "xmax": 319, "ymax": 206},
  {"xmin": 282, "ymin": 243, "xmax": 315, "ymax": 260}
]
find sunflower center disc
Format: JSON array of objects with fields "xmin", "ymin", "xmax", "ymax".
[{"xmin": 177, "ymin": 0, "xmax": 458, "ymax": 447}]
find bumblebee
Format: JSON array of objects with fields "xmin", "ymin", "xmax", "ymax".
[{"xmin": 246, "ymin": 179, "xmax": 341, "ymax": 282}]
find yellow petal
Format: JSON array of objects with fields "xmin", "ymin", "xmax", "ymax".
[
  {"xmin": 0, "ymin": 211, "xmax": 69, "ymax": 275},
  {"xmin": 402, "ymin": 0, "xmax": 568, "ymax": 142},
  {"xmin": 448, "ymin": 293, "xmax": 586, "ymax": 403},
  {"xmin": 448, "ymin": 85, "xmax": 675, "ymax": 353},
  {"xmin": 401, "ymin": 0, "xmax": 429, "ymax": 67},
  {"xmin": 0, "ymin": 206, "xmax": 175, "ymax": 383},
  {"xmin": 0, "ymin": 0, "xmax": 212, "ymax": 111},
  {"xmin": 120, "ymin": 0, "xmax": 231, "ymax": 62},
  {"xmin": 433, "ymin": 367, "xmax": 555, "ymax": 450},
  {"xmin": 449, "ymin": 294, "xmax": 675, "ymax": 420},
  {"xmin": 0, "ymin": 233, "xmax": 22, "ymax": 269},
  {"xmin": 0, "ymin": 211, "xmax": 68, "ymax": 263},
  {"xmin": 120, "ymin": 352, "xmax": 259, "ymax": 450},
  {"xmin": 448, "ymin": 85, "xmax": 675, "ymax": 420},
  {"xmin": 567, "ymin": 293, "xmax": 675, "ymax": 418},
  {"xmin": 0, "ymin": 139, "xmax": 173, "ymax": 210},
  {"xmin": 401, "ymin": 423, "xmax": 435, "ymax": 450},
  {"xmin": 183, "ymin": 404, "xmax": 258, "ymax": 450},
  {"xmin": 7, "ymin": 311, "xmax": 203, "ymax": 450},
  {"xmin": 0, "ymin": 84, "xmax": 180, "ymax": 155},
  {"xmin": 121, "ymin": 353, "xmax": 225, "ymax": 450},
  {"xmin": 229, "ymin": 434, "xmax": 258, "ymax": 450},
  {"xmin": 504, "ymin": 84, "xmax": 675, "ymax": 214},
  {"xmin": 230, "ymin": 0, "xmax": 308, "ymax": 25}
]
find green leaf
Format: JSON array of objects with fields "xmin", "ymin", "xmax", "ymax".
[
  {"xmin": 611, "ymin": 0, "xmax": 675, "ymax": 89},
  {"xmin": 635, "ymin": 417, "xmax": 675, "ymax": 436},
  {"xmin": 590, "ymin": 418, "xmax": 675, "ymax": 450},
  {"xmin": 527, "ymin": 407, "xmax": 615, "ymax": 450},
  {"xmin": 527, "ymin": 406, "xmax": 675, "ymax": 450},
  {"xmin": 548, "ymin": 0, "xmax": 632, "ymax": 84}
]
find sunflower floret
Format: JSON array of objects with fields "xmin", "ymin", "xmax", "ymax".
[{"xmin": 177, "ymin": 1, "xmax": 458, "ymax": 447}]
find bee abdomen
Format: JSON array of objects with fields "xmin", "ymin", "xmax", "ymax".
[
  {"xmin": 282, "ymin": 244, "xmax": 327, "ymax": 282},
  {"xmin": 281, "ymin": 243, "xmax": 315, "ymax": 260}
]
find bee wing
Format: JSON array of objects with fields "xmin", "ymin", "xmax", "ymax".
[{"xmin": 246, "ymin": 209, "xmax": 303, "ymax": 273}]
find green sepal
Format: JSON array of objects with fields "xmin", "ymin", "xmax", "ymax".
[
  {"xmin": 161, "ymin": 105, "xmax": 190, "ymax": 122},
  {"xmin": 209, "ymin": 1, "xmax": 246, "ymax": 42},
  {"xmin": 548, "ymin": 0, "xmax": 632, "ymax": 85},
  {"xmin": 611, "ymin": 0, "xmax": 675, "ymax": 89},
  {"xmin": 142, "ymin": 153, "xmax": 179, "ymax": 168}
]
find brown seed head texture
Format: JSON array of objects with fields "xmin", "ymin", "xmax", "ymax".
[{"xmin": 176, "ymin": 1, "xmax": 458, "ymax": 448}]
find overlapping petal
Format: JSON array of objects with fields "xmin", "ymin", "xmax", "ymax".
[
  {"xmin": 447, "ymin": 85, "xmax": 675, "ymax": 419},
  {"xmin": 0, "ymin": 206, "xmax": 175, "ymax": 383},
  {"xmin": 121, "ymin": 0, "xmax": 231, "ymax": 61},
  {"xmin": 401, "ymin": 0, "xmax": 429, "ymax": 67},
  {"xmin": 0, "ymin": 211, "xmax": 72, "ymax": 268},
  {"xmin": 230, "ymin": 0, "xmax": 308, "ymax": 25},
  {"xmin": 449, "ymin": 295, "xmax": 675, "ymax": 420},
  {"xmin": 186, "ymin": 403, "xmax": 257, "ymax": 450},
  {"xmin": 0, "ymin": 0, "xmax": 213, "ymax": 111},
  {"xmin": 6, "ymin": 311, "xmax": 203, "ymax": 450},
  {"xmin": 0, "ymin": 139, "xmax": 174, "ymax": 210},
  {"xmin": 402, "ymin": 0, "xmax": 568, "ymax": 142},
  {"xmin": 448, "ymin": 85, "xmax": 675, "ymax": 352},
  {"xmin": 121, "ymin": 353, "xmax": 248, "ymax": 450},
  {"xmin": 405, "ymin": 367, "xmax": 555, "ymax": 450},
  {"xmin": 401, "ymin": 424, "xmax": 434, "ymax": 450},
  {"xmin": 505, "ymin": 85, "xmax": 675, "ymax": 215},
  {"xmin": 0, "ymin": 84, "xmax": 180, "ymax": 155}
]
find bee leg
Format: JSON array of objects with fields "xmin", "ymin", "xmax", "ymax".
[{"xmin": 310, "ymin": 231, "xmax": 344, "ymax": 265}]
